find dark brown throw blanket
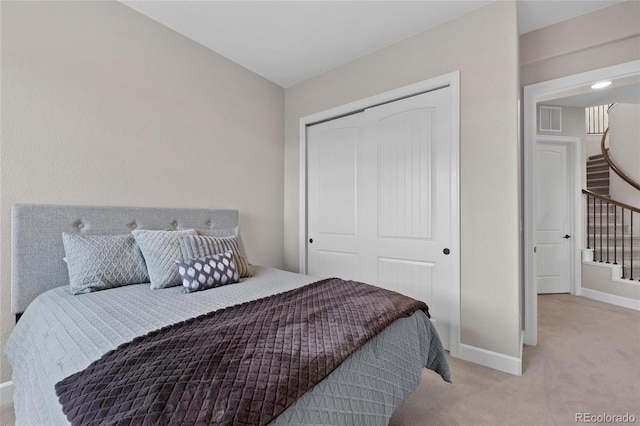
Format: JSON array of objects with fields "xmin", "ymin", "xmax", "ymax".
[{"xmin": 56, "ymin": 278, "xmax": 431, "ymax": 426}]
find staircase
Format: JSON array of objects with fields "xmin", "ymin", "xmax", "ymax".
[
  {"xmin": 584, "ymin": 138, "xmax": 639, "ymax": 282},
  {"xmin": 581, "ymin": 112, "xmax": 640, "ymax": 312},
  {"xmin": 586, "ymin": 152, "xmax": 610, "ymax": 197}
]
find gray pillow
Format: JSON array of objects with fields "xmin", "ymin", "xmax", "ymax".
[
  {"xmin": 176, "ymin": 250, "xmax": 239, "ymax": 293},
  {"xmin": 178, "ymin": 234, "xmax": 252, "ymax": 278},
  {"xmin": 132, "ymin": 229, "xmax": 196, "ymax": 289},
  {"xmin": 62, "ymin": 233, "xmax": 149, "ymax": 295}
]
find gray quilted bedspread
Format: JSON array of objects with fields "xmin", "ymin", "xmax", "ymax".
[{"xmin": 5, "ymin": 267, "xmax": 450, "ymax": 426}]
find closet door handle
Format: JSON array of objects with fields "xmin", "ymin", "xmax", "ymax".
[
  {"xmin": 309, "ymin": 238, "xmax": 313, "ymax": 244},
  {"xmin": 443, "ymin": 248, "xmax": 450, "ymax": 255}
]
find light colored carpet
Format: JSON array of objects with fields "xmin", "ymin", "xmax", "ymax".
[
  {"xmin": 1, "ymin": 294, "xmax": 638, "ymax": 426},
  {"xmin": 389, "ymin": 294, "xmax": 640, "ymax": 426}
]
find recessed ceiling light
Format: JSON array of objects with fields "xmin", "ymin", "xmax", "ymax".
[{"xmin": 591, "ymin": 81, "xmax": 612, "ymax": 89}]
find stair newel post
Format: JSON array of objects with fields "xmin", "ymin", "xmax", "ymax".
[
  {"xmin": 621, "ymin": 208, "xmax": 626, "ymax": 279},
  {"xmin": 592, "ymin": 195, "xmax": 596, "ymax": 251},
  {"xmin": 599, "ymin": 198, "xmax": 603, "ymax": 263},
  {"xmin": 586, "ymin": 194, "xmax": 591, "ymax": 249},
  {"xmin": 606, "ymin": 201, "xmax": 610, "ymax": 264},
  {"xmin": 630, "ymin": 213, "xmax": 634, "ymax": 281}
]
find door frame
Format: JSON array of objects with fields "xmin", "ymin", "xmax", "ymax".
[
  {"xmin": 535, "ymin": 136, "xmax": 582, "ymax": 296},
  {"xmin": 523, "ymin": 60, "xmax": 640, "ymax": 346},
  {"xmin": 299, "ymin": 71, "xmax": 461, "ymax": 356}
]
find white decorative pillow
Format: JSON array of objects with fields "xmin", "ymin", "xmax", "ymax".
[
  {"xmin": 178, "ymin": 234, "xmax": 252, "ymax": 278},
  {"xmin": 62, "ymin": 233, "xmax": 149, "ymax": 295},
  {"xmin": 176, "ymin": 251, "xmax": 239, "ymax": 293},
  {"xmin": 132, "ymin": 229, "xmax": 196, "ymax": 289}
]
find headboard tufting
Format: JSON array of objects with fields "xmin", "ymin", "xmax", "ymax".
[{"xmin": 11, "ymin": 204, "xmax": 238, "ymax": 314}]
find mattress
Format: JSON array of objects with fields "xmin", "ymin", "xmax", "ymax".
[{"xmin": 4, "ymin": 266, "xmax": 449, "ymax": 425}]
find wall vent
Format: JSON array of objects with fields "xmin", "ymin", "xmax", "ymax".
[{"xmin": 539, "ymin": 105, "xmax": 562, "ymax": 132}]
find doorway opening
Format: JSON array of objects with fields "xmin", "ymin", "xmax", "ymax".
[{"xmin": 523, "ymin": 60, "xmax": 640, "ymax": 346}]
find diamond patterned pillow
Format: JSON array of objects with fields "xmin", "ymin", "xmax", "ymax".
[
  {"xmin": 132, "ymin": 229, "xmax": 196, "ymax": 289},
  {"xmin": 178, "ymin": 235, "xmax": 252, "ymax": 278},
  {"xmin": 62, "ymin": 233, "xmax": 149, "ymax": 295},
  {"xmin": 176, "ymin": 251, "xmax": 239, "ymax": 293}
]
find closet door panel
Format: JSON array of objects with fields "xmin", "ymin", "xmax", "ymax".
[
  {"xmin": 361, "ymin": 88, "xmax": 452, "ymax": 348},
  {"xmin": 377, "ymin": 108, "xmax": 434, "ymax": 240},
  {"xmin": 307, "ymin": 113, "xmax": 363, "ymax": 280}
]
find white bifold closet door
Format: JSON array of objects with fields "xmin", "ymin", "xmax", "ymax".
[{"xmin": 307, "ymin": 87, "xmax": 452, "ymax": 349}]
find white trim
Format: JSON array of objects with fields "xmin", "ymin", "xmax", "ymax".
[
  {"xmin": 299, "ymin": 71, "xmax": 461, "ymax": 357},
  {"xmin": 458, "ymin": 340, "xmax": 523, "ymax": 376},
  {"xmin": 581, "ymin": 288, "xmax": 640, "ymax": 311},
  {"xmin": 523, "ymin": 60, "xmax": 640, "ymax": 346},
  {"xmin": 0, "ymin": 381, "xmax": 13, "ymax": 407}
]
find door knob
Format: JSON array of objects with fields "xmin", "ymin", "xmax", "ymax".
[
  {"xmin": 309, "ymin": 238, "xmax": 313, "ymax": 243},
  {"xmin": 563, "ymin": 234, "xmax": 571, "ymax": 239},
  {"xmin": 443, "ymin": 248, "xmax": 450, "ymax": 255}
]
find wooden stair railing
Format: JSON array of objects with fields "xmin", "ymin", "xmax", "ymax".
[
  {"xmin": 600, "ymin": 127, "xmax": 640, "ymax": 191},
  {"xmin": 583, "ymin": 189, "xmax": 640, "ymax": 281}
]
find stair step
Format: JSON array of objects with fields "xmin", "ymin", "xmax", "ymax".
[
  {"xmin": 586, "ymin": 217, "xmax": 628, "ymax": 226},
  {"xmin": 587, "ymin": 178, "xmax": 610, "ymax": 187},
  {"xmin": 587, "ymin": 203, "xmax": 617, "ymax": 211},
  {"xmin": 587, "ymin": 158, "xmax": 608, "ymax": 166},
  {"xmin": 587, "ymin": 215, "xmax": 621, "ymax": 222},
  {"xmin": 587, "ymin": 170, "xmax": 609, "ymax": 179},
  {"xmin": 591, "ymin": 236, "xmax": 640, "ymax": 244},
  {"xmin": 588, "ymin": 153, "xmax": 606, "ymax": 161},
  {"xmin": 587, "ymin": 234, "xmax": 638, "ymax": 242},
  {"xmin": 588, "ymin": 149, "xmax": 609, "ymax": 161},
  {"xmin": 587, "ymin": 165, "xmax": 609, "ymax": 174}
]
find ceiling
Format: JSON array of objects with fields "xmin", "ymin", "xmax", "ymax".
[
  {"xmin": 540, "ymin": 75, "xmax": 640, "ymax": 108},
  {"xmin": 121, "ymin": 0, "xmax": 626, "ymax": 88}
]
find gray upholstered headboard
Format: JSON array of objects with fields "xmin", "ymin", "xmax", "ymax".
[{"xmin": 11, "ymin": 204, "xmax": 238, "ymax": 314}]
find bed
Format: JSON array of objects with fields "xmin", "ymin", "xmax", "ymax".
[{"xmin": 4, "ymin": 204, "xmax": 450, "ymax": 425}]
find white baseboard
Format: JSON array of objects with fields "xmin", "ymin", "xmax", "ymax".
[
  {"xmin": 0, "ymin": 381, "xmax": 13, "ymax": 407},
  {"xmin": 581, "ymin": 288, "xmax": 640, "ymax": 311},
  {"xmin": 457, "ymin": 340, "xmax": 522, "ymax": 376}
]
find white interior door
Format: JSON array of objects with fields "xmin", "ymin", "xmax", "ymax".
[
  {"xmin": 535, "ymin": 141, "xmax": 572, "ymax": 294},
  {"xmin": 307, "ymin": 88, "xmax": 452, "ymax": 348}
]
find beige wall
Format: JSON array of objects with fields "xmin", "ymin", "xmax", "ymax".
[
  {"xmin": 608, "ymin": 103, "xmax": 640, "ymax": 206},
  {"xmin": 520, "ymin": 0, "xmax": 640, "ymax": 86},
  {"xmin": 284, "ymin": 2, "xmax": 521, "ymax": 358},
  {"xmin": 536, "ymin": 105, "xmax": 585, "ymax": 138},
  {"xmin": 582, "ymin": 263, "xmax": 640, "ymax": 301},
  {"xmin": 0, "ymin": 1, "xmax": 284, "ymax": 382}
]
